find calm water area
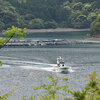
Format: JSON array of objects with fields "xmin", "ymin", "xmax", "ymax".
[{"xmin": 0, "ymin": 31, "xmax": 100, "ymax": 100}]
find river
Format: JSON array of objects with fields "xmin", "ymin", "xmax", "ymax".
[{"xmin": 0, "ymin": 31, "xmax": 100, "ymax": 100}]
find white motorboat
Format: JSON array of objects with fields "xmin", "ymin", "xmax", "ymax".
[{"xmin": 56, "ymin": 56, "xmax": 72, "ymax": 73}]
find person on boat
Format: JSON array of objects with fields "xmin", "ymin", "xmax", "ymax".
[{"xmin": 57, "ymin": 56, "xmax": 65, "ymax": 67}]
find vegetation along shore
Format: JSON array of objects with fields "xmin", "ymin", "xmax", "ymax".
[{"xmin": 25, "ymin": 28, "xmax": 90, "ymax": 33}]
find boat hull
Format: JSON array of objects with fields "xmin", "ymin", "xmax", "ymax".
[
  {"xmin": 58, "ymin": 67, "xmax": 69, "ymax": 72},
  {"xmin": 53, "ymin": 67, "xmax": 69, "ymax": 73}
]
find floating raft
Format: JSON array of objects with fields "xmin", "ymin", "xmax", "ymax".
[
  {"xmin": 6, "ymin": 43, "xmax": 31, "ymax": 46},
  {"xmin": 5, "ymin": 39, "xmax": 100, "ymax": 47}
]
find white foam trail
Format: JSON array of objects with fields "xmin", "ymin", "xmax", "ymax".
[
  {"xmin": 1, "ymin": 58, "xmax": 75, "ymax": 73},
  {"xmin": 68, "ymin": 68, "xmax": 74, "ymax": 72},
  {"xmin": 2, "ymin": 60, "xmax": 57, "ymax": 67},
  {"xmin": 44, "ymin": 67, "xmax": 75, "ymax": 73},
  {"xmin": 0, "ymin": 56, "xmax": 19, "ymax": 59},
  {"xmin": 19, "ymin": 65, "xmax": 56, "ymax": 72},
  {"xmin": 19, "ymin": 66, "xmax": 40, "ymax": 70},
  {"xmin": 41, "ymin": 67, "xmax": 56, "ymax": 72},
  {"xmin": 0, "ymin": 65, "xmax": 10, "ymax": 68},
  {"xmin": 0, "ymin": 55, "xmax": 57, "ymax": 67},
  {"xmin": 19, "ymin": 65, "xmax": 75, "ymax": 73}
]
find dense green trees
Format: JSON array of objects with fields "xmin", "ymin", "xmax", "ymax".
[
  {"xmin": 44, "ymin": 20, "xmax": 58, "ymax": 29},
  {"xmin": 90, "ymin": 14, "xmax": 100, "ymax": 36},
  {"xmin": 0, "ymin": 0, "xmax": 20, "ymax": 29},
  {"xmin": 29, "ymin": 18, "xmax": 44, "ymax": 29},
  {"xmin": 0, "ymin": 0, "xmax": 100, "ymax": 29},
  {"xmin": 63, "ymin": 1, "xmax": 99, "ymax": 28},
  {"xmin": 0, "ymin": 0, "xmax": 100, "ymax": 35}
]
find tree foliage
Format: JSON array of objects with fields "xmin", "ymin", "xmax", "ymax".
[
  {"xmin": 0, "ymin": 0, "xmax": 100, "ymax": 29},
  {"xmin": 23, "ymin": 72, "xmax": 100, "ymax": 100},
  {"xmin": 0, "ymin": 26, "xmax": 26, "ymax": 66},
  {"xmin": 0, "ymin": 0, "xmax": 19, "ymax": 29},
  {"xmin": 0, "ymin": 26, "xmax": 26, "ymax": 49},
  {"xmin": 90, "ymin": 14, "xmax": 100, "ymax": 36},
  {"xmin": 32, "ymin": 75, "xmax": 70, "ymax": 100}
]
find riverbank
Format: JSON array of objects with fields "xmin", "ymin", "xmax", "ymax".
[
  {"xmin": 25, "ymin": 28, "xmax": 90, "ymax": 33},
  {"xmin": 81, "ymin": 37, "xmax": 100, "ymax": 41}
]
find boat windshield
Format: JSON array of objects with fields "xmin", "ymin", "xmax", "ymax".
[
  {"xmin": 57, "ymin": 57, "xmax": 64, "ymax": 62},
  {"xmin": 60, "ymin": 61, "xmax": 64, "ymax": 64}
]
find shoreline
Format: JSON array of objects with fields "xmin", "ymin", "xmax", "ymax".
[
  {"xmin": 25, "ymin": 28, "xmax": 90, "ymax": 33},
  {"xmin": 81, "ymin": 37, "xmax": 100, "ymax": 41}
]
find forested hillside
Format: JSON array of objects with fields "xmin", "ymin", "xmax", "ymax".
[{"xmin": 0, "ymin": 0, "xmax": 100, "ymax": 29}]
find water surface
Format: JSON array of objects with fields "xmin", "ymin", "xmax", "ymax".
[{"xmin": 0, "ymin": 31, "xmax": 100, "ymax": 100}]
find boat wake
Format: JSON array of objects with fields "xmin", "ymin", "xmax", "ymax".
[
  {"xmin": 0, "ymin": 65, "xmax": 10, "ymax": 68},
  {"xmin": 0, "ymin": 56, "xmax": 74, "ymax": 73}
]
